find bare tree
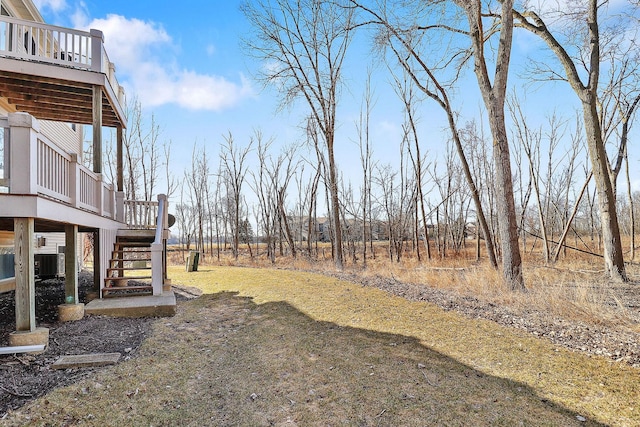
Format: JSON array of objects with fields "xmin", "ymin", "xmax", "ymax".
[
  {"xmin": 242, "ymin": 0, "xmax": 354, "ymax": 269},
  {"xmin": 220, "ymin": 133, "xmax": 253, "ymax": 260},
  {"xmin": 251, "ymin": 133, "xmax": 278, "ymax": 262},
  {"xmin": 103, "ymin": 96, "xmax": 175, "ymax": 228},
  {"xmin": 508, "ymin": 97, "xmax": 549, "ymax": 262},
  {"xmin": 356, "ymin": 71, "xmax": 377, "ymax": 266},
  {"xmin": 454, "ymin": 0, "xmax": 523, "ymax": 290},
  {"xmin": 350, "ymin": 0, "xmax": 499, "ymax": 271},
  {"xmin": 175, "ymin": 180, "xmax": 197, "ymax": 255},
  {"xmin": 184, "ymin": 144, "xmax": 209, "ymax": 255},
  {"xmin": 513, "ymin": 0, "xmax": 640, "ymax": 280},
  {"xmin": 390, "ymin": 69, "xmax": 432, "ymax": 262}
]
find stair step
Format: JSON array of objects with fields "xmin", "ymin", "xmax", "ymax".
[
  {"xmin": 102, "ymin": 232, "xmax": 161, "ymax": 299},
  {"xmin": 109, "ymin": 260, "xmax": 152, "ymax": 265},
  {"xmin": 115, "ymin": 242, "xmax": 153, "ymax": 248},
  {"xmin": 102, "ymin": 285, "xmax": 153, "ymax": 297},
  {"xmin": 104, "ymin": 275, "xmax": 152, "ymax": 282},
  {"xmin": 111, "ymin": 256, "xmax": 151, "ymax": 261}
]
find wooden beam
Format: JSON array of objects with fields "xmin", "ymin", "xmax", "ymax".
[
  {"xmin": 14, "ymin": 218, "xmax": 35, "ymax": 332},
  {"xmin": 0, "ymin": 80, "xmax": 93, "ymax": 98},
  {"xmin": 0, "ymin": 70, "xmax": 124, "ymax": 128},
  {"xmin": 117, "ymin": 126, "xmax": 123, "ymax": 192},
  {"xmin": 93, "ymin": 85, "xmax": 102, "ymax": 173},
  {"xmin": 65, "ymin": 224, "xmax": 78, "ymax": 304},
  {"xmin": 9, "ymin": 102, "xmax": 119, "ymax": 127},
  {"xmin": 0, "ymin": 277, "xmax": 16, "ymax": 294}
]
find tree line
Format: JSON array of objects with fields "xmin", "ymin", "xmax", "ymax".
[{"xmin": 111, "ymin": 0, "xmax": 640, "ymax": 291}]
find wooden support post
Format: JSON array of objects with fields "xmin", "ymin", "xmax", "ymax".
[
  {"xmin": 65, "ymin": 224, "xmax": 78, "ymax": 304},
  {"xmin": 14, "ymin": 218, "xmax": 35, "ymax": 332},
  {"xmin": 117, "ymin": 126, "xmax": 123, "ymax": 192},
  {"xmin": 92, "ymin": 85, "xmax": 102, "ymax": 174}
]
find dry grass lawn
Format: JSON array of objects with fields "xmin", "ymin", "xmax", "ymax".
[{"xmin": 5, "ymin": 265, "xmax": 638, "ymax": 426}]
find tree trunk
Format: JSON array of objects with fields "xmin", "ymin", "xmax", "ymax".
[
  {"xmin": 459, "ymin": 0, "xmax": 524, "ymax": 290},
  {"xmin": 488, "ymin": 103, "xmax": 524, "ymax": 289},
  {"xmin": 625, "ymin": 152, "xmax": 635, "ymax": 261},
  {"xmin": 327, "ymin": 135, "xmax": 344, "ymax": 269},
  {"xmin": 583, "ymin": 98, "xmax": 626, "ymax": 280}
]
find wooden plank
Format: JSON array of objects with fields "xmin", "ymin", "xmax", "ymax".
[
  {"xmin": 92, "ymin": 84, "xmax": 102, "ymax": 174},
  {"xmin": 14, "ymin": 218, "xmax": 35, "ymax": 332},
  {"xmin": 65, "ymin": 224, "xmax": 78, "ymax": 303},
  {"xmin": 103, "ymin": 285, "xmax": 152, "ymax": 291},
  {"xmin": 117, "ymin": 126, "xmax": 123, "ymax": 192},
  {"xmin": 51, "ymin": 353, "xmax": 121, "ymax": 369},
  {"xmin": 104, "ymin": 275, "xmax": 152, "ymax": 282},
  {"xmin": 0, "ymin": 277, "xmax": 16, "ymax": 294}
]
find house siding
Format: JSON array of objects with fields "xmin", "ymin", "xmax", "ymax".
[
  {"xmin": 0, "ymin": 113, "xmax": 81, "ymax": 157},
  {"xmin": 34, "ymin": 232, "xmax": 65, "ymax": 255},
  {"xmin": 99, "ymin": 228, "xmax": 117, "ymax": 294},
  {"xmin": 39, "ymin": 120, "xmax": 82, "ymax": 156}
]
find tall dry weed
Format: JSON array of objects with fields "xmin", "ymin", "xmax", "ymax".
[{"xmin": 171, "ymin": 242, "xmax": 639, "ymax": 329}]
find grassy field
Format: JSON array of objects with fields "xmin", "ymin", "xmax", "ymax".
[{"xmin": 5, "ymin": 265, "xmax": 638, "ymax": 426}]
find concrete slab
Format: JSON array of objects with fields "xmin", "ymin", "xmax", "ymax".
[
  {"xmin": 58, "ymin": 303, "xmax": 85, "ymax": 322},
  {"xmin": 9, "ymin": 327, "xmax": 49, "ymax": 349},
  {"xmin": 85, "ymin": 291, "xmax": 176, "ymax": 318},
  {"xmin": 52, "ymin": 353, "xmax": 121, "ymax": 369}
]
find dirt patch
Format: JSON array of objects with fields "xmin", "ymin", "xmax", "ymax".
[{"xmin": 0, "ymin": 273, "xmax": 155, "ymax": 418}]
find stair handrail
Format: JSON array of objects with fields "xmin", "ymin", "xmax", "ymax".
[
  {"xmin": 151, "ymin": 194, "xmax": 167, "ymax": 295},
  {"xmin": 154, "ymin": 194, "xmax": 167, "ymax": 244}
]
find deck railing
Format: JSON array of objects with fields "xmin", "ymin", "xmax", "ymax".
[
  {"xmin": 2, "ymin": 113, "xmax": 117, "ymax": 219},
  {"xmin": 36, "ymin": 137, "xmax": 71, "ymax": 203},
  {"xmin": 124, "ymin": 199, "xmax": 159, "ymax": 229},
  {"xmin": 0, "ymin": 15, "xmax": 124, "ymax": 105}
]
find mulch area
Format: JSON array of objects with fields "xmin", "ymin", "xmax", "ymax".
[{"xmin": 0, "ymin": 273, "xmax": 155, "ymax": 419}]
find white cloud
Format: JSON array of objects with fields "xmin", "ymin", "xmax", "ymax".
[
  {"xmin": 33, "ymin": 0, "xmax": 67, "ymax": 13},
  {"xmin": 525, "ymin": 0, "xmax": 629, "ymax": 17},
  {"xmin": 79, "ymin": 14, "xmax": 253, "ymax": 111}
]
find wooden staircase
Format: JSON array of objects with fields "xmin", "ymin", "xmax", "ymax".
[{"xmin": 102, "ymin": 231, "xmax": 156, "ymax": 298}]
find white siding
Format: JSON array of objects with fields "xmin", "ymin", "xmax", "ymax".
[
  {"xmin": 34, "ymin": 232, "xmax": 64, "ymax": 255},
  {"xmin": 99, "ymin": 228, "xmax": 117, "ymax": 296},
  {"xmin": 33, "ymin": 232, "xmax": 85, "ymax": 270},
  {"xmin": 39, "ymin": 120, "xmax": 82, "ymax": 155}
]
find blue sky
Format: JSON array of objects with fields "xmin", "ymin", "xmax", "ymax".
[
  {"xmin": 32, "ymin": 0, "xmax": 640, "ymax": 200},
  {"xmin": 34, "ymin": 0, "xmax": 427, "ymax": 188}
]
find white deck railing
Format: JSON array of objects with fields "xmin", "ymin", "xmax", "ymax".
[
  {"xmin": 36, "ymin": 137, "xmax": 71, "ymax": 203},
  {"xmin": 124, "ymin": 199, "xmax": 159, "ymax": 229},
  {"xmin": 4, "ymin": 113, "xmax": 117, "ymax": 219},
  {"xmin": 0, "ymin": 15, "xmax": 124, "ymax": 105}
]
